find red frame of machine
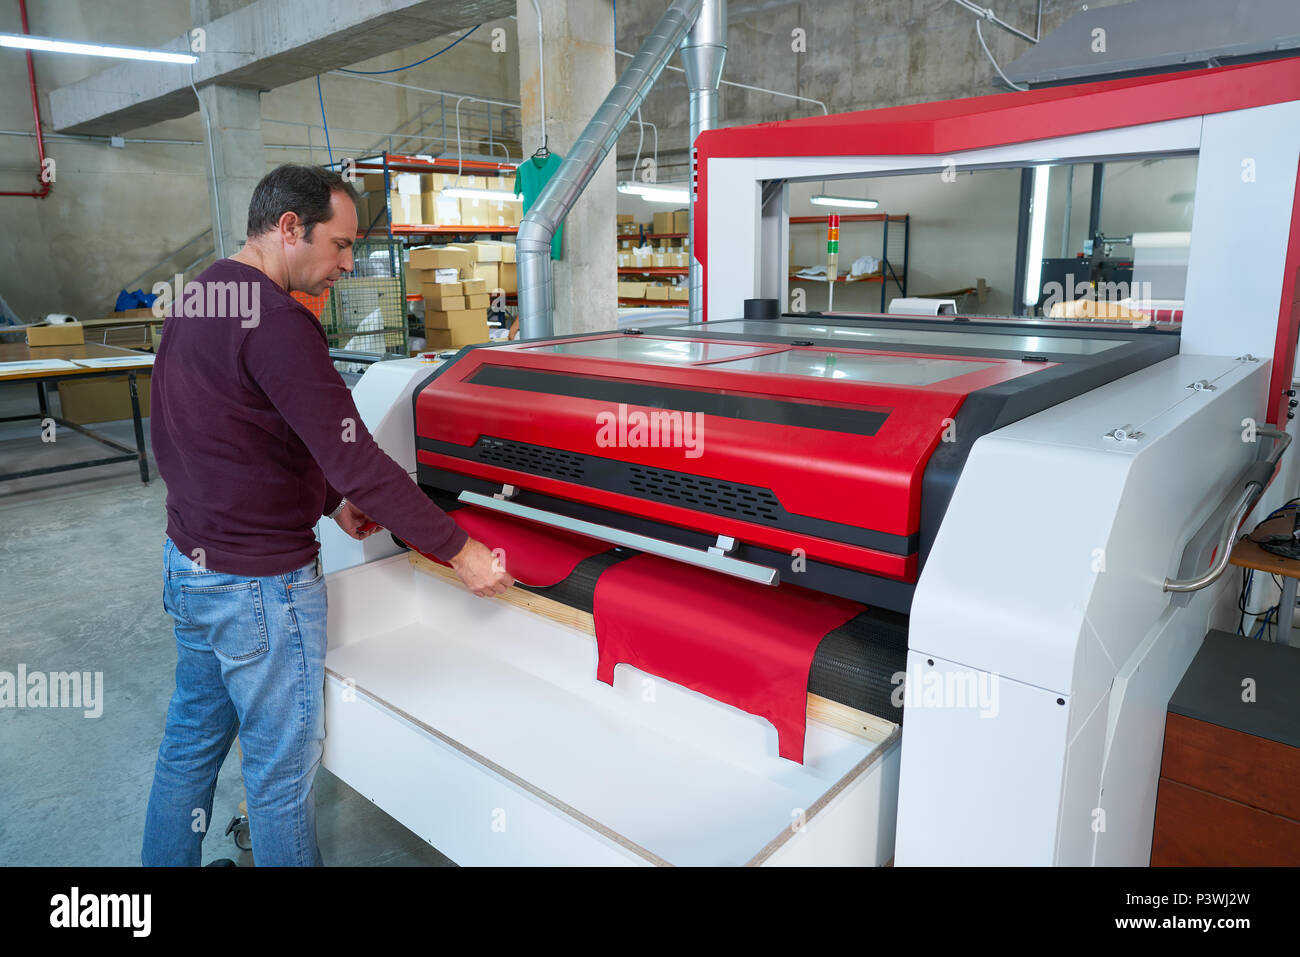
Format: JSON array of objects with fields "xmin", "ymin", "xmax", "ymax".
[
  {"xmin": 693, "ymin": 58, "xmax": 1300, "ymax": 425},
  {"xmin": 416, "ymin": 333, "xmax": 1054, "ymax": 581}
]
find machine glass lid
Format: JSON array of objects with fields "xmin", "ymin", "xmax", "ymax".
[
  {"xmin": 522, "ymin": 337, "xmax": 760, "ymax": 364},
  {"xmin": 702, "ymin": 350, "xmax": 996, "ymax": 385},
  {"xmin": 681, "ymin": 320, "xmax": 1125, "ymax": 355}
]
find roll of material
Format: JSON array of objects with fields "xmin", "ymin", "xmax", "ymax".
[
  {"xmin": 1130, "ymin": 231, "xmax": 1191, "ymax": 249},
  {"xmin": 42, "ymin": 313, "xmax": 77, "ymax": 325},
  {"xmin": 742, "ymin": 298, "xmax": 780, "ymax": 321}
]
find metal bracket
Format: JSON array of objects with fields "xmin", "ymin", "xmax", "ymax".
[
  {"xmin": 1186, "ymin": 379, "xmax": 1217, "ymax": 393},
  {"xmin": 1103, "ymin": 424, "xmax": 1144, "ymax": 442},
  {"xmin": 707, "ymin": 535, "xmax": 737, "ymax": 556}
]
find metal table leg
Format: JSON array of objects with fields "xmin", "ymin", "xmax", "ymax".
[
  {"xmin": 1281, "ymin": 575, "xmax": 1299, "ymax": 647},
  {"xmin": 128, "ymin": 371, "xmax": 150, "ymax": 483}
]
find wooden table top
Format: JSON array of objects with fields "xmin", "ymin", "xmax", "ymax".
[
  {"xmin": 0, "ymin": 342, "xmax": 154, "ymax": 382},
  {"xmin": 1229, "ymin": 511, "xmax": 1300, "ymax": 578}
]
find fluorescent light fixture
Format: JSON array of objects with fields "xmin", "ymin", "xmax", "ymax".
[
  {"xmin": 442, "ymin": 186, "xmax": 523, "ymax": 201},
  {"xmin": 1023, "ymin": 164, "xmax": 1050, "ymax": 308},
  {"xmin": 0, "ymin": 32, "xmax": 198, "ymax": 64},
  {"xmin": 618, "ymin": 181, "xmax": 690, "ymax": 204},
  {"xmin": 810, "ymin": 194, "xmax": 879, "ymax": 210}
]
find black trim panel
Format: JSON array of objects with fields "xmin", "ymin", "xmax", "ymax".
[
  {"xmin": 417, "ymin": 436, "xmax": 919, "ymax": 556},
  {"xmin": 466, "ymin": 366, "xmax": 891, "ymax": 437}
]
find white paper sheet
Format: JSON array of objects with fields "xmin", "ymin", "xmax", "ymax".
[
  {"xmin": 0, "ymin": 358, "xmax": 81, "ymax": 372},
  {"xmin": 69, "ymin": 355, "xmax": 155, "ymax": 369}
]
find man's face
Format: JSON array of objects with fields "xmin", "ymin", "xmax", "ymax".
[{"xmin": 286, "ymin": 189, "xmax": 357, "ymax": 296}]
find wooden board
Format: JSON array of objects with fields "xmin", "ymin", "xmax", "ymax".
[
  {"xmin": 1228, "ymin": 514, "xmax": 1300, "ymax": 577},
  {"xmin": 408, "ymin": 551, "xmax": 898, "ymax": 745}
]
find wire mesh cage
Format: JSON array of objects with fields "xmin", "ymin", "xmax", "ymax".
[{"xmin": 321, "ymin": 240, "xmax": 408, "ymax": 355}]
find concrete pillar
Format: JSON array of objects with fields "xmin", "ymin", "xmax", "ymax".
[
  {"xmin": 192, "ymin": 0, "xmax": 263, "ymax": 258},
  {"xmin": 195, "ymin": 85, "xmax": 265, "ymax": 258},
  {"xmin": 516, "ymin": 0, "xmax": 617, "ymax": 335}
]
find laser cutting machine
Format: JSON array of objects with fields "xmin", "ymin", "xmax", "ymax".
[{"xmin": 317, "ymin": 58, "xmax": 1300, "ymax": 865}]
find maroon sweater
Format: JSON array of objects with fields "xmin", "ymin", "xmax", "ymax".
[{"xmin": 151, "ymin": 258, "xmax": 467, "ymax": 575}]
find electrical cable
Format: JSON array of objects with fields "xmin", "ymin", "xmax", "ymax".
[
  {"xmin": 338, "ymin": 25, "xmax": 480, "ymax": 75},
  {"xmin": 975, "ymin": 18, "xmax": 1028, "ymax": 92},
  {"xmin": 316, "ymin": 75, "xmax": 333, "ymax": 165}
]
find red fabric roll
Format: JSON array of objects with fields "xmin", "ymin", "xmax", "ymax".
[
  {"xmin": 592, "ymin": 554, "xmax": 864, "ymax": 763},
  {"xmin": 417, "ymin": 506, "xmax": 610, "ymax": 587}
]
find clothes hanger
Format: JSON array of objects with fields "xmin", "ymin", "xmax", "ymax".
[{"xmin": 532, "ymin": 134, "xmax": 550, "ymax": 164}]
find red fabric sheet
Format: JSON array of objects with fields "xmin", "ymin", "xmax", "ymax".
[
  {"xmin": 592, "ymin": 554, "xmax": 864, "ymax": 763},
  {"xmin": 417, "ymin": 506, "xmax": 610, "ymax": 587}
]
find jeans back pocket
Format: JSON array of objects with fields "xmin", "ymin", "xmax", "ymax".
[{"xmin": 178, "ymin": 580, "xmax": 271, "ymax": 662}]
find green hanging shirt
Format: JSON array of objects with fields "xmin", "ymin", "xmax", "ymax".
[{"xmin": 514, "ymin": 152, "xmax": 564, "ymax": 260}]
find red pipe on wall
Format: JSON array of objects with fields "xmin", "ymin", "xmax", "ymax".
[{"xmin": 1, "ymin": 0, "xmax": 51, "ymax": 198}]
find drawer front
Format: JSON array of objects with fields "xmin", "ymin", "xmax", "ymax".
[
  {"xmin": 1152, "ymin": 777, "xmax": 1300, "ymax": 865},
  {"xmin": 1161, "ymin": 713, "xmax": 1300, "ymax": 820}
]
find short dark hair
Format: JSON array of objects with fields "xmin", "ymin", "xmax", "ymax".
[{"xmin": 246, "ymin": 164, "xmax": 358, "ymax": 240}]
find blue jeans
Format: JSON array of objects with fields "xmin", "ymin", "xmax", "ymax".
[{"xmin": 142, "ymin": 538, "xmax": 328, "ymax": 866}]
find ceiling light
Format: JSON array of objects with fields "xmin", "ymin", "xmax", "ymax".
[
  {"xmin": 0, "ymin": 32, "xmax": 198, "ymax": 64},
  {"xmin": 810, "ymin": 194, "xmax": 879, "ymax": 210},
  {"xmin": 442, "ymin": 186, "xmax": 523, "ymax": 201},
  {"xmin": 619, "ymin": 182, "xmax": 690, "ymax": 204}
]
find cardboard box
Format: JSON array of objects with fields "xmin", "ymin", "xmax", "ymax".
[
  {"xmin": 645, "ymin": 284, "xmax": 670, "ymax": 301},
  {"xmin": 408, "ymin": 246, "xmax": 470, "ymax": 272},
  {"xmin": 427, "ymin": 327, "xmax": 489, "ymax": 350},
  {"xmin": 490, "ymin": 241, "xmax": 517, "ymax": 263},
  {"xmin": 617, "ymin": 214, "xmax": 634, "ymax": 224},
  {"xmin": 618, "ymin": 282, "xmax": 647, "ymax": 298},
  {"xmin": 424, "ymin": 190, "xmax": 456, "ymax": 226},
  {"xmin": 425, "ymin": 308, "xmax": 490, "ymax": 347},
  {"xmin": 422, "ymin": 280, "xmax": 463, "ymax": 297},
  {"xmin": 452, "ymin": 241, "xmax": 502, "ymax": 263},
  {"xmin": 360, "ymin": 173, "xmax": 387, "ymax": 193},
  {"xmin": 26, "ymin": 321, "xmax": 84, "ymax": 346},
  {"xmin": 469, "ymin": 262, "xmax": 499, "ymax": 288},
  {"xmin": 58, "ymin": 372, "xmax": 150, "ymax": 424},
  {"xmin": 465, "ymin": 293, "xmax": 490, "ymax": 309},
  {"xmin": 668, "ymin": 286, "xmax": 689, "ymax": 301},
  {"xmin": 423, "ymin": 294, "xmax": 465, "ymax": 312},
  {"xmin": 459, "ymin": 198, "xmax": 489, "ymax": 227},
  {"xmin": 426, "ymin": 307, "xmax": 488, "ymax": 329},
  {"xmin": 460, "ymin": 277, "xmax": 488, "ymax": 296},
  {"xmin": 672, "ymin": 209, "xmax": 689, "ymax": 234},
  {"xmin": 653, "ymin": 211, "xmax": 673, "ymax": 235},
  {"xmin": 497, "ymin": 262, "xmax": 517, "ymax": 294}
]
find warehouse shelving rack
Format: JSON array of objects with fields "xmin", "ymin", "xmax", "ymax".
[{"xmin": 788, "ymin": 213, "xmax": 910, "ymax": 311}]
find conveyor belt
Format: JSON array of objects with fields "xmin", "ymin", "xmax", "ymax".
[{"xmin": 418, "ymin": 501, "xmax": 910, "ymax": 723}]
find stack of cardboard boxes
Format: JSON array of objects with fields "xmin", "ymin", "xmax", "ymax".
[
  {"xmin": 617, "ymin": 209, "xmax": 689, "ymax": 303},
  {"xmin": 408, "ymin": 240, "xmax": 519, "ymax": 349},
  {"xmin": 357, "ymin": 171, "xmax": 523, "ymax": 229}
]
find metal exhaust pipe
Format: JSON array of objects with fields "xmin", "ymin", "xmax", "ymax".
[
  {"xmin": 517, "ymin": 0, "xmax": 705, "ymax": 340},
  {"xmin": 680, "ymin": 0, "xmax": 726, "ymax": 324}
]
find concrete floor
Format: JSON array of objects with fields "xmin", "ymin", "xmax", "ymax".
[{"xmin": 0, "ymin": 379, "xmax": 452, "ymax": 866}]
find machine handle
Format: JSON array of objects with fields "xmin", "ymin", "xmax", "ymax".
[
  {"xmin": 1163, "ymin": 426, "xmax": 1291, "ymax": 593},
  {"xmin": 457, "ymin": 491, "xmax": 781, "ymax": 586}
]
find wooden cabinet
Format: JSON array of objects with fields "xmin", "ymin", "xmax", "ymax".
[{"xmin": 1151, "ymin": 630, "xmax": 1300, "ymax": 865}]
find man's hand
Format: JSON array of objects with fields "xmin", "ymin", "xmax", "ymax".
[
  {"xmin": 449, "ymin": 537, "xmax": 514, "ymax": 597},
  {"xmin": 334, "ymin": 500, "xmax": 381, "ymax": 540}
]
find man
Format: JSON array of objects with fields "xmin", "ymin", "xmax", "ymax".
[{"xmin": 142, "ymin": 164, "xmax": 513, "ymax": 867}]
